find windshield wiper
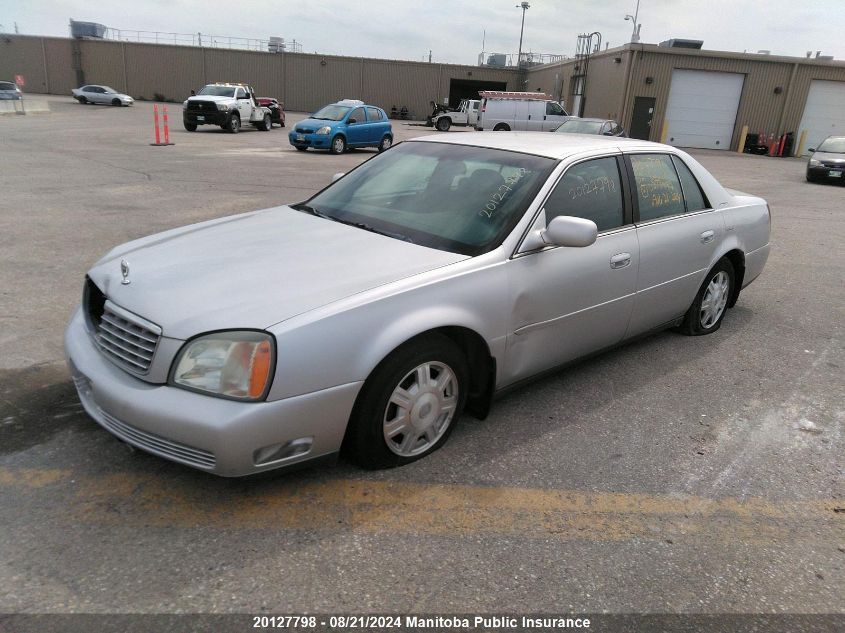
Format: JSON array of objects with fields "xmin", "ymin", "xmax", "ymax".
[{"xmin": 291, "ymin": 204, "xmax": 413, "ymax": 243}]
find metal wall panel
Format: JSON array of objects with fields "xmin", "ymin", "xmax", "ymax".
[
  {"xmin": 0, "ymin": 35, "xmax": 48, "ymax": 93},
  {"xmin": 42, "ymin": 37, "xmax": 76, "ymax": 95},
  {"xmin": 78, "ymin": 40, "xmax": 126, "ymax": 93}
]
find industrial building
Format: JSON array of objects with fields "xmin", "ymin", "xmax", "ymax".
[{"xmin": 2, "ymin": 33, "xmax": 844, "ymax": 154}]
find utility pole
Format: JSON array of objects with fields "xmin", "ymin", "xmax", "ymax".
[
  {"xmin": 428, "ymin": 50, "xmax": 432, "ymax": 63},
  {"xmin": 516, "ymin": 2, "xmax": 529, "ymax": 67}
]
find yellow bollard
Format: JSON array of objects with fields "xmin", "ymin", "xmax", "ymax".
[
  {"xmin": 737, "ymin": 125, "xmax": 748, "ymax": 154},
  {"xmin": 659, "ymin": 119, "xmax": 669, "ymax": 143},
  {"xmin": 795, "ymin": 130, "xmax": 808, "ymax": 157}
]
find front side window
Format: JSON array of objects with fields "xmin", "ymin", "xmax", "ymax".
[
  {"xmin": 235, "ymin": 87, "xmax": 246, "ymax": 99},
  {"xmin": 546, "ymin": 101, "xmax": 565, "ymax": 116},
  {"xmin": 630, "ymin": 154, "xmax": 685, "ymax": 221},
  {"xmin": 543, "ymin": 156, "xmax": 624, "ymax": 232},
  {"xmin": 298, "ymin": 141, "xmax": 555, "ymax": 255},
  {"xmin": 366, "ymin": 107, "xmax": 382, "ymax": 121},
  {"xmin": 348, "ymin": 107, "xmax": 365, "ymax": 124}
]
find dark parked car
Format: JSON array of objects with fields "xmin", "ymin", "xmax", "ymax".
[
  {"xmin": 806, "ymin": 136, "xmax": 845, "ymax": 184},
  {"xmin": 257, "ymin": 98, "xmax": 285, "ymax": 127},
  {"xmin": 554, "ymin": 118, "xmax": 626, "ymax": 137}
]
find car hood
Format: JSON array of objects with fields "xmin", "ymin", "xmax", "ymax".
[
  {"xmin": 295, "ymin": 117, "xmax": 341, "ymax": 130},
  {"xmin": 188, "ymin": 95, "xmax": 234, "ymax": 103},
  {"xmin": 87, "ymin": 206, "xmax": 467, "ymax": 340},
  {"xmin": 811, "ymin": 151, "xmax": 845, "ymax": 163}
]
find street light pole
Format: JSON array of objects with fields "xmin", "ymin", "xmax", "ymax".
[
  {"xmin": 624, "ymin": 0, "xmax": 641, "ymax": 43},
  {"xmin": 516, "ymin": 2, "xmax": 530, "ymax": 67}
]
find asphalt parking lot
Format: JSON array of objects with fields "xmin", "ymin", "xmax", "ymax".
[{"xmin": 0, "ymin": 98, "xmax": 843, "ymax": 616}]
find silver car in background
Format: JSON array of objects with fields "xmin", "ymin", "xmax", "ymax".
[
  {"xmin": 0, "ymin": 80, "xmax": 23, "ymax": 100},
  {"xmin": 72, "ymin": 85, "xmax": 134, "ymax": 106},
  {"xmin": 65, "ymin": 134, "xmax": 770, "ymax": 476}
]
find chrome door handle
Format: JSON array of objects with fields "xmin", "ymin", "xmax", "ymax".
[
  {"xmin": 700, "ymin": 230, "xmax": 715, "ymax": 244},
  {"xmin": 610, "ymin": 252, "xmax": 631, "ymax": 269}
]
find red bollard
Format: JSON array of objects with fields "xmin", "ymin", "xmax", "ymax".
[
  {"xmin": 150, "ymin": 103, "xmax": 174, "ymax": 146},
  {"xmin": 777, "ymin": 134, "xmax": 786, "ymax": 157},
  {"xmin": 163, "ymin": 106, "xmax": 171, "ymax": 145}
]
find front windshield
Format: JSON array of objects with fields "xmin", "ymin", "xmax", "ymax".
[
  {"xmin": 197, "ymin": 86, "xmax": 236, "ymax": 97},
  {"xmin": 299, "ymin": 141, "xmax": 555, "ymax": 256},
  {"xmin": 556, "ymin": 120, "xmax": 603, "ymax": 134},
  {"xmin": 311, "ymin": 105, "xmax": 352, "ymax": 121},
  {"xmin": 817, "ymin": 138, "xmax": 845, "ymax": 154}
]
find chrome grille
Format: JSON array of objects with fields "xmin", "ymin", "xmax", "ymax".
[
  {"xmin": 96, "ymin": 300, "xmax": 161, "ymax": 374},
  {"xmin": 98, "ymin": 408, "xmax": 216, "ymax": 469}
]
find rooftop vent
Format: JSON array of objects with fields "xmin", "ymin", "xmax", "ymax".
[{"xmin": 659, "ymin": 39, "xmax": 703, "ymax": 50}]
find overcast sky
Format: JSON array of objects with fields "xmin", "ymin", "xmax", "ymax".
[{"xmin": 1, "ymin": 0, "xmax": 843, "ymax": 64}]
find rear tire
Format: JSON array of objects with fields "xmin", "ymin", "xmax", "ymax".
[
  {"xmin": 378, "ymin": 135, "xmax": 393, "ymax": 152},
  {"xmin": 345, "ymin": 334, "xmax": 468, "ymax": 469},
  {"xmin": 76, "ymin": 96, "xmax": 87, "ymax": 104},
  {"xmin": 228, "ymin": 113, "xmax": 240, "ymax": 133},
  {"xmin": 330, "ymin": 135, "xmax": 346, "ymax": 154},
  {"xmin": 493, "ymin": 123, "xmax": 511, "ymax": 131},
  {"xmin": 677, "ymin": 258, "xmax": 735, "ymax": 336},
  {"xmin": 436, "ymin": 117, "xmax": 451, "ymax": 132}
]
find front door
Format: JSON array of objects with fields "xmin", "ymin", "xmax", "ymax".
[
  {"xmin": 503, "ymin": 155, "xmax": 639, "ymax": 385},
  {"xmin": 346, "ymin": 107, "xmax": 368, "ymax": 145},
  {"xmin": 629, "ymin": 97, "xmax": 655, "ymax": 140}
]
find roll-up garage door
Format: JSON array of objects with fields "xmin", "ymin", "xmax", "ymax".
[
  {"xmin": 664, "ymin": 70, "xmax": 745, "ymax": 150},
  {"xmin": 797, "ymin": 80, "xmax": 845, "ymax": 155}
]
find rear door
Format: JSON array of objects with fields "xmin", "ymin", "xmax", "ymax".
[
  {"xmin": 366, "ymin": 107, "xmax": 385, "ymax": 143},
  {"xmin": 625, "ymin": 152, "xmax": 722, "ymax": 337}
]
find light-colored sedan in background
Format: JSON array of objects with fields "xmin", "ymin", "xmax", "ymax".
[
  {"xmin": 0, "ymin": 80, "xmax": 23, "ymax": 100},
  {"xmin": 65, "ymin": 134, "xmax": 770, "ymax": 476},
  {"xmin": 72, "ymin": 85, "xmax": 134, "ymax": 106}
]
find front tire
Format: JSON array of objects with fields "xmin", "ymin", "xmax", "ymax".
[
  {"xmin": 111, "ymin": 98, "xmax": 121, "ymax": 106},
  {"xmin": 295, "ymin": 145, "xmax": 307, "ymax": 151},
  {"xmin": 345, "ymin": 334, "xmax": 468, "ymax": 469},
  {"xmin": 677, "ymin": 258, "xmax": 735, "ymax": 336},
  {"xmin": 330, "ymin": 135, "xmax": 346, "ymax": 154},
  {"xmin": 228, "ymin": 113, "xmax": 240, "ymax": 133},
  {"xmin": 436, "ymin": 117, "xmax": 451, "ymax": 132},
  {"xmin": 183, "ymin": 121, "xmax": 197, "ymax": 132}
]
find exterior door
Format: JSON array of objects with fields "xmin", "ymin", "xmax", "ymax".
[
  {"xmin": 663, "ymin": 70, "xmax": 744, "ymax": 150},
  {"xmin": 797, "ymin": 80, "xmax": 845, "ymax": 155},
  {"xmin": 346, "ymin": 107, "xmax": 368, "ymax": 145},
  {"xmin": 503, "ymin": 155, "xmax": 638, "ymax": 385},
  {"xmin": 629, "ymin": 97, "xmax": 655, "ymax": 140},
  {"xmin": 235, "ymin": 87, "xmax": 251, "ymax": 120},
  {"xmin": 624, "ymin": 152, "xmax": 722, "ymax": 337}
]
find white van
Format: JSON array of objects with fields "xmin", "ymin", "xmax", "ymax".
[{"xmin": 475, "ymin": 91, "xmax": 569, "ymax": 132}]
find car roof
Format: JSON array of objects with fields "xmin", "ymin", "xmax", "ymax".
[
  {"xmin": 564, "ymin": 117, "xmax": 611, "ymax": 123},
  {"xmin": 412, "ymin": 131, "xmax": 667, "ymax": 159}
]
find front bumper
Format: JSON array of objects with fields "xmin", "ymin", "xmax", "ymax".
[
  {"xmin": 807, "ymin": 164, "xmax": 845, "ymax": 183},
  {"xmin": 184, "ymin": 110, "xmax": 230, "ymax": 126},
  {"xmin": 64, "ymin": 308, "xmax": 362, "ymax": 476},
  {"xmin": 289, "ymin": 130, "xmax": 332, "ymax": 149}
]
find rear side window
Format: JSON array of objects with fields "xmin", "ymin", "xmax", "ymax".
[
  {"xmin": 366, "ymin": 107, "xmax": 382, "ymax": 121},
  {"xmin": 629, "ymin": 154, "xmax": 685, "ymax": 221},
  {"xmin": 671, "ymin": 156, "xmax": 709, "ymax": 212},
  {"xmin": 544, "ymin": 156, "xmax": 624, "ymax": 232}
]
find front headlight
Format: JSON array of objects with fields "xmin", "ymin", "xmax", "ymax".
[
  {"xmin": 170, "ymin": 331, "xmax": 275, "ymax": 401},
  {"xmin": 316, "ymin": 126, "xmax": 332, "ymax": 135},
  {"xmin": 182, "ymin": 100, "xmax": 188, "ymax": 109},
  {"xmin": 808, "ymin": 158, "xmax": 821, "ymax": 167},
  {"xmin": 217, "ymin": 103, "xmax": 231, "ymax": 111}
]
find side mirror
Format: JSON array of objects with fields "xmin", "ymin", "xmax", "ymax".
[
  {"xmin": 807, "ymin": 148, "xmax": 816, "ymax": 153},
  {"xmin": 348, "ymin": 117, "xmax": 357, "ymax": 124},
  {"xmin": 332, "ymin": 172, "xmax": 345, "ymax": 182},
  {"xmin": 522, "ymin": 215, "xmax": 598, "ymax": 251}
]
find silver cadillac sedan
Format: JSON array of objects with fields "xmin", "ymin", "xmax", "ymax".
[{"xmin": 65, "ymin": 133, "xmax": 770, "ymax": 476}]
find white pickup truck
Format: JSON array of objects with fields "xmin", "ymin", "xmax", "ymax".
[
  {"xmin": 432, "ymin": 99, "xmax": 480, "ymax": 132},
  {"xmin": 182, "ymin": 83, "xmax": 273, "ymax": 133}
]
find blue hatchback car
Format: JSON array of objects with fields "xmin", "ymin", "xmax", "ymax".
[{"xmin": 289, "ymin": 99, "xmax": 393, "ymax": 154}]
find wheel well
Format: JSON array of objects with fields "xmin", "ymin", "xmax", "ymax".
[
  {"xmin": 722, "ymin": 249, "xmax": 745, "ymax": 307},
  {"xmin": 381, "ymin": 327, "xmax": 495, "ymax": 420}
]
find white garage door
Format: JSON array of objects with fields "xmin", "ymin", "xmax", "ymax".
[
  {"xmin": 664, "ymin": 70, "xmax": 745, "ymax": 150},
  {"xmin": 797, "ymin": 80, "xmax": 845, "ymax": 155}
]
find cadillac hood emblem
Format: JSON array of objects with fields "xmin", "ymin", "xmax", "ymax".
[{"xmin": 120, "ymin": 259, "xmax": 131, "ymax": 285}]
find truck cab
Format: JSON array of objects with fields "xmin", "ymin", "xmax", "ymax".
[
  {"xmin": 432, "ymin": 99, "xmax": 480, "ymax": 132},
  {"xmin": 183, "ymin": 83, "xmax": 273, "ymax": 133}
]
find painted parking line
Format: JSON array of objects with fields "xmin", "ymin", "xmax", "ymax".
[{"xmin": 0, "ymin": 467, "xmax": 840, "ymax": 542}]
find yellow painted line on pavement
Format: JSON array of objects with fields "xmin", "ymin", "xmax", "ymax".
[{"xmin": 1, "ymin": 467, "xmax": 840, "ymax": 542}]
